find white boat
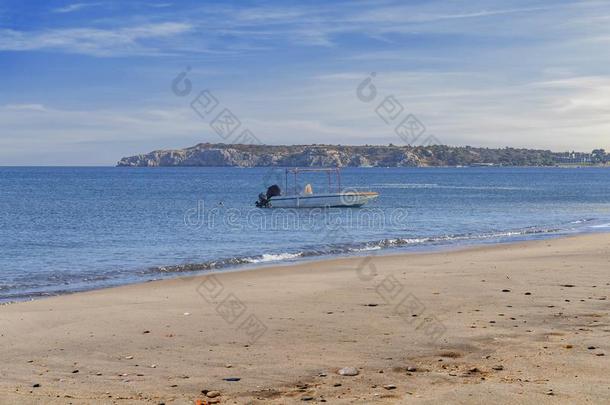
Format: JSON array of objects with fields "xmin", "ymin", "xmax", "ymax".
[{"xmin": 255, "ymin": 168, "xmax": 379, "ymax": 208}]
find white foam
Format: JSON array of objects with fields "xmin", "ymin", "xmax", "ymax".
[
  {"xmin": 571, "ymin": 218, "xmax": 595, "ymax": 224},
  {"xmin": 248, "ymin": 252, "xmax": 303, "ymax": 263},
  {"xmin": 351, "ymin": 246, "xmax": 382, "ymax": 252}
]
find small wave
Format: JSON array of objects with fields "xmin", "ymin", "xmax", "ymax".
[
  {"xmin": 145, "ymin": 226, "xmax": 563, "ymax": 276},
  {"xmin": 590, "ymin": 223, "xmax": 610, "ymax": 229},
  {"xmin": 571, "ymin": 218, "xmax": 596, "ymax": 224},
  {"xmin": 344, "ymin": 228, "xmax": 561, "ymax": 251},
  {"xmin": 149, "ymin": 252, "xmax": 306, "ymax": 273},
  {"xmin": 350, "ymin": 245, "xmax": 383, "ymax": 252},
  {"xmin": 151, "ymin": 257, "xmax": 255, "ymax": 273},
  {"xmin": 248, "ymin": 252, "xmax": 303, "ymax": 263}
]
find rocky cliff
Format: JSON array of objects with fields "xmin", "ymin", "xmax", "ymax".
[{"xmin": 116, "ymin": 143, "xmax": 566, "ymax": 167}]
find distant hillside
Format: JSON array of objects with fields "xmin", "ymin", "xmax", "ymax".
[{"xmin": 117, "ymin": 143, "xmax": 608, "ymax": 167}]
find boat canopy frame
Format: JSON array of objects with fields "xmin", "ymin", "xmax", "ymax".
[{"xmin": 284, "ymin": 168, "xmax": 342, "ymax": 196}]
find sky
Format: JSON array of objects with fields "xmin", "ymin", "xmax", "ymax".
[{"xmin": 1, "ymin": 0, "xmax": 610, "ymax": 165}]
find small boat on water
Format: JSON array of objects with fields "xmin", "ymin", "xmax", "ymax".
[{"xmin": 255, "ymin": 168, "xmax": 379, "ymax": 208}]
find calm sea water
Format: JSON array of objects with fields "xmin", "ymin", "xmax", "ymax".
[{"xmin": 1, "ymin": 167, "xmax": 609, "ymax": 302}]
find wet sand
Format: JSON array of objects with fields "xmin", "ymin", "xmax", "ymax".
[{"xmin": 0, "ymin": 233, "xmax": 609, "ymax": 404}]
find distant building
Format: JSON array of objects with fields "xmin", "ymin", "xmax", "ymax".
[{"xmin": 555, "ymin": 152, "xmax": 593, "ymax": 164}]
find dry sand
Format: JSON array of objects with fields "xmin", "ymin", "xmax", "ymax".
[{"xmin": 1, "ymin": 234, "xmax": 609, "ymax": 404}]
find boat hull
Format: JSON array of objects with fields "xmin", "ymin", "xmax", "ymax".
[{"xmin": 268, "ymin": 192, "xmax": 378, "ymax": 208}]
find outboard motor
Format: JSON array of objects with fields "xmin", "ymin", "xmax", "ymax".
[
  {"xmin": 256, "ymin": 185, "xmax": 281, "ymax": 208},
  {"xmin": 266, "ymin": 184, "xmax": 281, "ymax": 199},
  {"xmin": 255, "ymin": 192, "xmax": 268, "ymax": 208}
]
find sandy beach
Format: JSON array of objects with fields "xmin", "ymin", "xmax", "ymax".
[{"xmin": 1, "ymin": 233, "xmax": 609, "ymax": 404}]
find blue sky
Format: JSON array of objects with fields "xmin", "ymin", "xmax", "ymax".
[{"xmin": 1, "ymin": 0, "xmax": 609, "ymax": 165}]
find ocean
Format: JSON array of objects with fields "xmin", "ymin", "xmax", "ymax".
[{"xmin": 1, "ymin": 166, "xmax": 609, "ymax": 302}]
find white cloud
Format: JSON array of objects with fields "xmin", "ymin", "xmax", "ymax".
[
  {"xmin": 344, "ymin": 5, "xmax": 554, "ymax": 25},
  {"xmin": 3, "ymin": 104, "xmax": 48, "ymax": 112},
  {"xmin": 3, "ymin": 65, "xmax": 610, "ymax": 165},
  {"xmin": 0, "ymin": 103, "xmax": 210, "ymax": 164},
  {"xmin": 2, "ymin": 0, "xmax": 610, "ymax": 164},
  {"xmin": 221, "ymin": 70, "xmax": 610, "ymax": 152},
  {"xmin": 0, "ymin": 22, "xmax": 193, "ymax": 56},
  {"xmin": 53, "ymin": 3, "xmax": 102, "ymax": 14},
  {"xmin": 0, "ymin": 103, "xmax": 201, "ymax": 140},
  {"xmin": 148, "ymin": 3, "xmax": 173, "ymax": 8},
  {"xmin": 5, "ymin": 1, "xmax": 609, "ymax": 57}
]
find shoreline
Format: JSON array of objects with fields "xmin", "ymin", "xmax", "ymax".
[
  {"xmin": 1, "ymin": 233, "xmax": 609, "ymax": 403},
  {"xmin": 2, "ymin": 223, "xmax": 607, "ymax": 305}
]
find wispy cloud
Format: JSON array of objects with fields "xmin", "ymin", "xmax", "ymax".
[
  {"xmin": 0, "ymin": 103, "xmax": 203, "ymax": 143},
  {"xmin": 6, "ymin": 1, "xmax": 610, "ymax": 56},
  {"xmin": 148, "ymin": 3, "xmax": 173, "ymax": 8},
  {"xmin": 2, "ymin": 0, "xmax": 610, "ymax": 164},
  {"xmin": 344, "ymin": 5, "xmax": 553, "ymax": 25},
  {"xmin": 0, "ymin": 22, "xmax": 193, "ymax": 56},
  {"xmin": 0, "ymin": 103, "xmax": 205, "ymax": 165},
  {"xmin": 53, "ymin": 2, "xmax": 102, "ymax": 14},
  {"xmin": 3, "ymin": 104, "xmax": 48, "ymax": 112}
]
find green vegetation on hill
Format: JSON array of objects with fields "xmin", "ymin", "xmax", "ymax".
[{"xmin": 117, "ymin": 143, "xmax": 609, "ymax": 167}]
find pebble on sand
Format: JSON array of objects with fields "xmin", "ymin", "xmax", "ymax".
[
  {"xmin": 206, "ymin": 391, "xmax": 221, "ymax": 398},
  {"xmin": 338, "ymin": 367, "xmax": 359, "ymax": 376},
  {"xmin": 384, "ymin": 384, "xmax": 397, "ymax": 390}
]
